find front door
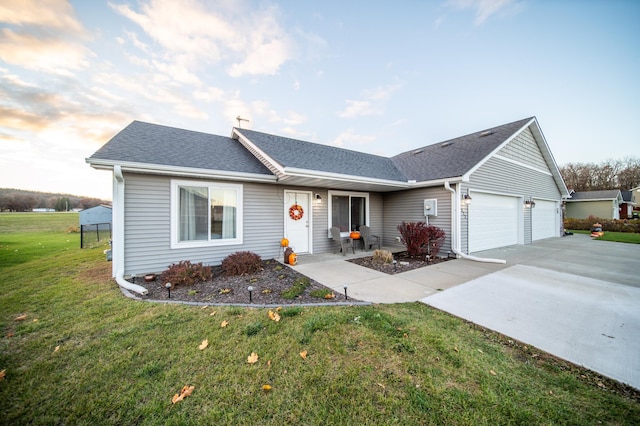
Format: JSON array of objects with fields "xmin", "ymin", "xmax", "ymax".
[{"xmin": 284, "ymin": 191, "xmax": 311, "ymax": 253}]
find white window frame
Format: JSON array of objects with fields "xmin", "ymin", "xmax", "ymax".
[
  {"xmin": 327, "ymin": 190, "xmax": 370, "ymax": 237},
  {"xmin": 171, "ymin": 179, "xmax": 243, "ymax": 249}
]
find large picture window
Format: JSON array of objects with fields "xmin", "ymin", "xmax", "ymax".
[
  {"xmin": 172, "ymin": 180, "xmax": 242, "ymax": 248},
  {"xmin": 329, "ymin": 191, "xmax": 369, "ymax": 235}
]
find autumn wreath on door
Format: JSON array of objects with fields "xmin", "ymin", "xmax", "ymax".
[{"xmin": 289, "ymin": 204, "xmax": 304, "ymax": 220}]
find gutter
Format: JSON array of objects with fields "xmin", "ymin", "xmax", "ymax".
[
  {"xmin": 444, "ymin": 181, "xmax": 506, "ymax": 264},
  {"xmin": 112, "ymin": 165, "xmax": 148, "ymax": 295}
]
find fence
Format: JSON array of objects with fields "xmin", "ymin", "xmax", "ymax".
[{"xmin": 81, "ymin": 223, "xmax": 112, "ymax": 248}]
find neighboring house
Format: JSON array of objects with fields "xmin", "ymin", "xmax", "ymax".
[
  {"xmin": 620, "ymin": 190, "xmax": 634, "ymax": 219},
  {"xmin": 87, "ymin": 117, "xmax": 569, "ymax": 280},
  {"xmin": 565, "ymin": 190, "xmax": 624, "ymax": 219},
  {"xmin": 79, "ymin": 205, "xmax": 113, "ymax": 226}
]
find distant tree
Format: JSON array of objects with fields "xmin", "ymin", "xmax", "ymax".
[
  {"xmin": 54, "ymin": 197, "xmax": 71, "ymax": 212},
  {"xmin": 560, "ymin": 157, "xmax": 640, "ymax": 191}
]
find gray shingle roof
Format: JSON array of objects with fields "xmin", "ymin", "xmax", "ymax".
[
  {"xmin": 391, "ymin": 117, "xmax": 533, "ymax": 181},
  {"xmin": 88, "ymin": 121, "xmax": 272, "ymax": 176},
  {"xmin": 235, "ymin": 128, "xmax": 408, "ymax": 182},
  {"xmin": 569, "ymin": 190, "xmax": 622, "ymax": 201},
  {"xmin": 621, "ymin": 191, "xmax": 632, "ymax": 202}
]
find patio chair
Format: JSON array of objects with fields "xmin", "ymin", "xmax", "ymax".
[
  {"xmin": 359, "ymin": 225, "xmax": 380, "ymax": 251},
  {"xmin": 330, "ymin": 226, "xmax": 354, "ymax": 255}
]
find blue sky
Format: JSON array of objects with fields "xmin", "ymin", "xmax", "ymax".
[{"xmin": 1, "ymin": 0, "xmax": 638, "ymax": 200}]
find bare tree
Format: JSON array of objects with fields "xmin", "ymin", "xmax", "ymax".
[{"xmin": 560, "ymin": 157, "xmax": 640, "ymax": 191}]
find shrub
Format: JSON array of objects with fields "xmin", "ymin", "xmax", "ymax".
[
  {"xmin": 161, "ymin": 260, "xmax": 212, "ymax": 287},
  {"xmin": 397, "ymin": 222, "xmax": 446, "ymax": 257},
  {"xmin": 372, "ymin": 249, "xmax": 393, "ymax": 264},
  {"xmin": 564, "ymin": 217, "xmax": 640, "ymax": 233},
  {"xmin": 221, "ymin": 251, "xmax": 263, "ymax": 276}
]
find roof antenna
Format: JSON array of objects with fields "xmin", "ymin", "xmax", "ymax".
[{"xmin": 236, "ymin": 115, "xmax": 250, "ymax": 128}]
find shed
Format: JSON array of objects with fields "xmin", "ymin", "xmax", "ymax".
[{"xmin": 79, "ymin": 205, "xmax": 112, "ymax": 248}]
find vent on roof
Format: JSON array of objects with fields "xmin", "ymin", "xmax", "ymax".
[
  {"xmin": 440, "ymin": 141, "xmax": 453, "ymax": 147},
  {"xmin": 412, "ymin": 149, "xmax": 424, "ymax": 155},
  {"xmin": 479, "ymin": 130, "xmax": 494, "ymax": 137}
]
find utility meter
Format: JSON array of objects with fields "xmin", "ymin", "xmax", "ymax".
[{"xmin": 424, "ymin": 199, "xmax": 437, "ymax": 217}]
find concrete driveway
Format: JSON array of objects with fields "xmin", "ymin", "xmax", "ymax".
[{"xmin": 423, "ymin": 234, "xmax": 640, "ymax": 390}]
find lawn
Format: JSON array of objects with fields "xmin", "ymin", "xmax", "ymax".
[
  {"xmin": 569, "ymin": 229, "xmax": 640, "ymax": 244},
  {"xmin": 1, "ymin": 213, "xmax": 639, "ymax": 425}
]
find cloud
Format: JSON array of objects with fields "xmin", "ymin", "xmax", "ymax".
[
  {"xmin": 331, "ymin": 129, "xmax": 376, "ymax": 148},
  {"xmin": 0, "ymin": 0, "xmax": 92, "ymax": 74},
  {"xmin": 446, "ymin": 0, "xmax": 518, "ymax": 25},
  {"xmin": 110, "ymin": 0, "xmax": 295, "ymax": 78},
  {"xmin": 339, "ymin": 81, "xmax": 404, "ymax": 118}
]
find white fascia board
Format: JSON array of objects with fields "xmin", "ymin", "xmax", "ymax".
[
  {"xmin": 233, "ymin": 129, "xmax": 286, "ymax": 175},
  {"xmin": 528, "ymin": 118, "xmax": 571, "ymax": 198},
  {"xmin": 407, "ymin": 176, "xmax": 464, "ymax": 188},
  {"xmin": 283, "ymin": 167, "xmax": 411, "ymax": 188},
  {"xmin": 86, "ymin": 159, "xmax": 277, "ymax": 183}
]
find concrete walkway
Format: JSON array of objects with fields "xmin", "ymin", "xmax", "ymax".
[{"xmin": 293, "ymin": 235, "xmax": 640, "ymax": 389}]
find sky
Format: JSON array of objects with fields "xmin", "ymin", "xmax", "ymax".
[{"xmin": 1, "ymin": 0, "xmax": 638, "ymax": 201}]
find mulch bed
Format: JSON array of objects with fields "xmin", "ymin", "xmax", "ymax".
[
  {"xmin": 128, "ymin": 259, "xmax": 355, "ymax": 305},
  {"xmin": 347, "ymin": 251, "xmax": 452, "ymax": 274}
]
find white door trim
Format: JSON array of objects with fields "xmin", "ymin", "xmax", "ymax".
[{"xmin": 284, "ymin": 190, "xmax": 313, "ymax": 254}]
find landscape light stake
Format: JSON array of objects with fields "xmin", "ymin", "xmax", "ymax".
[
  {"xmin": 248, "ymin": 286, "xmax": 253, "ymax": 303},
  {"xmin": 165, "ymin": 282, "xmax": 172, "ymax": 298},
  {"xmin": 393, "ymin": 259, "xmax": 397, "ymax": 273},
  {"xmin": 343, "ymin": 284, "xmax": 348, "ymax": 300}
]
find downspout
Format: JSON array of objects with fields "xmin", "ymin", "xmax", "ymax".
[
  {"xmin": 113, "ymin": 165, "xmax": 148, "ymax": 295},
  {"xmin": 444, "ymin": 181, "xmax": 506, "ymax": 264}
]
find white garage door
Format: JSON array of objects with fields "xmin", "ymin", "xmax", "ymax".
[
  {"xmin": 532, "ymin": 199, "xmax": 557, "ymax": 241},
  {"xmin": 470, "ymin": 193, "xmax": 519, "ymax": 252}
]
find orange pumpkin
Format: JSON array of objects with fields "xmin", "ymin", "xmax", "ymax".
[
  {"xmin": 350, "ymin": 231, "xmax": 361, "ymax": 239},
  {"xmin": 288, "ymin": 252, "xmax": 297, "ymax": 265},
  {"xmin": 280, "ymin": 238, "xmax": 289, "ymax": 247}
]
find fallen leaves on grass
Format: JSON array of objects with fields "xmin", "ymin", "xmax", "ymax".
[
  {"xmin": 172, "ymin": 385, "xmax": 195, "ymax": 404},
  {"xmin": 209, "ymin": 311, "xmax": 217, "ymax": 316},
  {"xmin": 268, "ymin": 310, "xmax": 280, "ymax": 322},
  {"xmin": 221, "ymin": 320, "xmax": 229, "ymax": 328},
  {"xmin": 247, "ymin": 352, "xmax": 259, "ymax": 364},
  {"xmin": 53, "ymin": 346, "xmax": 60, "ymax": 353},
  {"xmin": 0, "ymin": 370, "xmax": 5, "ymax": 381},
  {"xmin": 198, "ymin": 340, "xmax": 208, "ymax": 350},
  {"xmin": 324, "ymin": 292, "xmax": 335, "ymax": 299},
  {"xmin": 14, "ymin": 314, "xmax": 26, "ymax": 321},
  {"xmin": 262, "ymin": 384, "xmax": 272, "ymax": 392},
  {"xmin": 490, "ymin": 370, "xmax": 497, "ymax": 376},
  {"xmin": 299, "ymin": 350, "xmax": 307, "ymax": 360}
]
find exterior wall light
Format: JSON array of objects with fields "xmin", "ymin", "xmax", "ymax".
[
  {"xmin": 524, "ymin": 198, "xmax": 536, "ymax": 208},
  {"xmin": 462, "ymin": 193, "xmax": 472, "ymax": 205},
  {"xmin": 315, "ymin": 193, "xmax": 322, "ymax": 203}
]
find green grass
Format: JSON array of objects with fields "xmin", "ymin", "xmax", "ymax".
[
  {"xmin": 569, "ymin": 229, "xmax": 640, "ymax": 244},
  {"xmin": 1, "ymin": 213, "xmax": 639, "ymax": 425}
]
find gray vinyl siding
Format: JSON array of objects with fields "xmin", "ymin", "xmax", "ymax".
[
  {"xmin": 121, "ymin": 175, "xmax": 386, "ymax": 276},
  {"xmin": 497, "ymin": 128, "xmax": 547, "ymax": 170},
  {"xmin": 460, "ymin": 132, "xmax": 562, "ymax": 253},
  {"xmin": 382, "ymin": 187, "xmax": 452, "ymax": 254},
  {"xmin": 123, "ymin": 173, "xmax": 285, "ymax": 276}
]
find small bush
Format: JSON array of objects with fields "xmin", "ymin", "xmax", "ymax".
[
  {"xmin": 397, "ymin": 222, "xmax": 446, "ymax": 257},
  {"xmin": 372, "ymin": 249, "xmax": 393, "ymax": 264},
  {"xmin": 221, "ymin": 251, "xmax": 263, "ymax": 276},
  {"xmin": 161, "ymin": 260, "xmax": 212, "ymax": 287},
  {"xmin": 281, "ymin": 277, "xmax": 310, "ymax": 299}
]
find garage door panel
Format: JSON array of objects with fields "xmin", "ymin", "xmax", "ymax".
[
  {"xmin": 470, "ymin": 193, "xmax": 518, "ymax": 252},
  {"xmin": 532, "ymin": 200, "xmax": 557, "ymax": 241}
]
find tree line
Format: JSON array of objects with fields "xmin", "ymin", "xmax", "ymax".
[
  {"xmin": 559, "ymin": 157, "xmax": 640, "ymax": 192},
  {"xmin": 0, "ymin": 189, "xmax": 109, "ymax": 212}
]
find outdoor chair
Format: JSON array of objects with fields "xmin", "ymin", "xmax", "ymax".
[
  {"xmin": 359, "ymin": 225, "xmax": 380, "ymax": 251},
  {"xmin": 330, "ymin": 226, "xmax": 354, "ymax": 255}
]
